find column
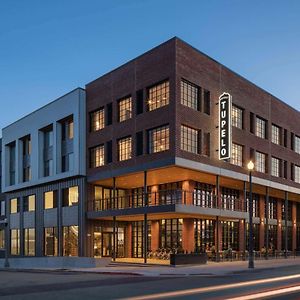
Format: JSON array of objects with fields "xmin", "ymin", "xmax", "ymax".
[
  {"xmin": 259, "ymin": 195, "xmax": 265, "ymax": 250},
  {"xmin": 125, "ymin": 223, "xmax": 132, "ymax": 258},
  {"xmin": 284, "ymin": 192, "xmax": 288, "ymax": 258},
  {"xmin": 182, "ymin": 180, "xmax": 195, "ymax": 205},
  {"xmin": 215, "ymin": 217, "xmax": 223, "ymax": 252},
  {"xmin": 265, "ymin": 187, "xmax": 269, "ymax": 259},
  {"xmin": 151, "ymin": 221, "xmax": 159, "ymax": 251},
  {"xmin": 143, "ymin": 171, "xmax": 148, "ymax": 263},
  {"xmin": 277, "ymin": 199, "xmax": 282, "ymax": 251},
  {"xmin": 292, "ymin": 202, "xmax": 297, "ymax": 252},
  {"xmin": 182, "ymin": 219, "xmax": 194, "ymax": 253},
  {"xmin": 238, "ymin": 220, "xmax": 245, "ymax": 252}
]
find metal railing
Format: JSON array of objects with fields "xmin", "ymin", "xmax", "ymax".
[{"xmin": 90, "ymin": 189, "xmax": 246, "ymax": 213}]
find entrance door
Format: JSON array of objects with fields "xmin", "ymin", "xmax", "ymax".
[{"xmin": 102, "ymin": 232, "xmax": 113, "ymax": 257}]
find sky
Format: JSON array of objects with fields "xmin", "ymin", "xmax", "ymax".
[{"xmin": 0, "ymin": 0, "xmax": 300, "ymax": 133}]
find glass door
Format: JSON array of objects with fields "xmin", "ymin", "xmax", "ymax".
[{"xmin": 102, "ymin": 232, "xmax": 113, "ymax": 257}]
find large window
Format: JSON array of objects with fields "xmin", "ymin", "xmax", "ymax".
[
  {"xmin": 44, "ymin": 191, "xmax": 57, "ymax": 209},
  {"xmin": 194, "ymin": 219, "xmax": 215, "ymax": 252},
  {"xmin": 159, "ymin": 219, "xmax": 183, "ymax": 249},
  {"xmin": 10, "ymin": 198, "xmax": 19, "ymax": 214},
  {"xmin": 180, "ymin": 79, "xmax": 200, "ymax": 110},
  {"xmin": 193, "ymin": 183, "xmax": 215, "ymax": 208},
  {"xmin": 132, "ymin": 221, "xmax": 151, "ymax": 258},
  {"xmin": 272, "ymin": 125, "xmax": 280, "ymax": 145},
  {"xmin": 222, "ymin": 221, "xmax": 239, "ymax": 250},
  {"xmin": 181, "ymin": 125, "xmax": 199, "ymax": 154},
  {"xmin": 90, "ymin": 108, "xmax": 105, "ymax": 132},
  {"xmin": 22, "ymin": 135, "xmax": 31, "ymax": 182},
  {"xmin": 256, "ymin": 117, "xmax": 267, "ymax": 139},
  {"xmin": 43, "ymin": 128, "xmax": 54, "ymax": 177},
  {"xmin": 147, "ymin": 81, "xmax": 169, "ymax": 111},
  {"xmin": 10, "ymin": 229, "xmax": 20, "ymax": 255},
  {"xmin": 45, "ymin": 227, "xmax": 58, "ymax": 256},
  {"xmin": 24, "ymin": 228, "xmax": 35, "ymax": 256},
  {"xmin": 295, "ymin": 165, "xmax": 300, "ymax": 183},
  {"xmin": 9, "ymin": 143, "xmax": 16, "ymax": 185},
  {"xmin": 24, "ymin": 195, "xmax": 35, "ymax": 212},
  {"xmin": 62, "ymin": 119, "xmax": 74, "ymax": 140},
  {"xmin": 90, "ymin": 145, "xmax": 105, "ymax": 168},
  {"xmin": 295, "ymin": 135, "xmax": 300, "ymax": 154},
  {"xmin": 0, "ymin": 229, "xmax": 5, "ymax": 249},
  {"xmin": 148, "ymin": 125, "xmax": 169, "ymax": 153},
  {"xmin": 271, "ymin": 157, "xmax": 280, "ymax": 177},
  {"xmin": 63, "ymin": 186, "xmax": 79, "ymax": 207},
  {"xmin": 118, "ymin": 97, "xmax": 132, "ymax": 122},
  {"xmin": 63, "ymin": 226, "xmax": 78, "ymax": 256},
  {"xmin": 118, "ymin": 137, "xmax": 132, "ymax": 161},
  {"xmin": 231, "ymin": 143, "xmax": 243, "ymax": 167},
  {"xmin": 255, "ymin": 151, "xmax": 267, "ymax": 173},
  {"xmin": 61, "ymin": 118, "xmax": 74, "ymax": 172},
  {"xmin": 232, "ymin": 105, "xmax": 243, "ymax": 129}
]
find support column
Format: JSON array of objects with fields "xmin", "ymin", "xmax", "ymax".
[
  {"xmin": 125, "ymin": 223, "xmax": 132, "ymax": 258},
  {"xmin": 284, "ymin": 192, "xmax": 288, "ymax": 258},
  {"xmin": 143, "ymin": 171, "xmax": 148, "ymax": 263},
  {"xmin": 243, "ymin": 181, "xmax": 247, "ymax": 258},
  {"xmin": 113, "ymin": 216, "xmax": 116, "ymax": 261},
  {"xmin": 182, "ymin": 219, "xmax": 194, "ymax": 253},
  {"xmin": 277, "ymin": 199, "xmax": 282, "ymax": 251},
  {"xmin": 238, "ymin": 220, "xmax": 245, "ymax": 252},
  {"xmin": 259, "ymin": 195, "xmax": 265, "ymax": 250},
  {"xmin": 151, "ymin": 221, "xmax": 159, "ymax": 251},
  {"xmin": 182, "ymin": 180, "xmax": 195, "ymax": 205},
  {"xmin": 292, "ymin": 202, "xmax": 297, "ymax": 253},
  {"xmin": 265, "ymin": 187, "xmax": 269, "ymax": 259},
  {"xmin": 215, "ymin": 175, "xmax": 221, "ymax": 261}
]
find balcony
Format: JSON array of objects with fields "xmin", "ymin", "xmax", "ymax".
[{"xmin": 89, "ymin": 189, "xmax": 246, "ymax": 214}]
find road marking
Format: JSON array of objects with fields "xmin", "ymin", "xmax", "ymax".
[
  {"xmin": 225, "ymin": 285, "xmax": 300, "ymax": 300},
  {"xmin": 121, "ymin": 274, "xmax": 300, "ymax": 300}
]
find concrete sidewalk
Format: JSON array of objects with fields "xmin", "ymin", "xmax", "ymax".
[{"xmin": 70, "ymin": 257, "xmax": 300, "ymax": 277}]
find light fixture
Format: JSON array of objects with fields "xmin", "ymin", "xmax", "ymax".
[{"xmin": 247, "ymin": 160, "xmax": 254, "ymax": 171}]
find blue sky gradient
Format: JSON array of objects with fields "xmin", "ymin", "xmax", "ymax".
[{"xmin": 0, "ymin": 0, "xmax": 299, "ymax": 131}]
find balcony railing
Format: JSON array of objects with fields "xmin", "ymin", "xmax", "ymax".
[{"xmin": 90, "ymin": 189, "xmax": 246, "ymax": 213}]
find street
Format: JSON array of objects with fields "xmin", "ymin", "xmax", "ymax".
[{"xmin": 0, "ymin": 265, "xmax": 299, "ymax": 299}]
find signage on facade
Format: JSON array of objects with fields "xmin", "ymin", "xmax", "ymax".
[{"xmin": 219, "ymin": 92, "xmax": 232, "ymax": 160}]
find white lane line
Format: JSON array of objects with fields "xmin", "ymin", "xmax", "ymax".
[
  {"xmin": 121, "ymin": 274, "xmax": 300, "ymax": 300},
  {"xmin": 225, "ymin": 285, "xmax": 300, "ymax": 300}
]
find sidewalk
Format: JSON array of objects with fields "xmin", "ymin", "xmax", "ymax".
[{"xmin": 70, "ymin": 257, "xmax": 300, "ymax": 277}]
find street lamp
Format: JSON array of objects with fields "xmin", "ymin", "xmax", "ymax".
[{"xmin": 247, "ymin": 160, "xmax": 254, "ymax": 269}]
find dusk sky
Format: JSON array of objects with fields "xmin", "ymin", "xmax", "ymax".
[{"xmin": 0, "ymin": 0, "xmax": 299, "ymax": 132}]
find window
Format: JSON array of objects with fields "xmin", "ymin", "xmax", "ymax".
[
  {"xmin": 106, "ymin": 103, "xmax": 113, "ymax": 126},
  {"xmin": 22, "ymin": 135, "xmax": 32, "ymax": 182},
  {"xmin": 118, "ymin": 137, "xmax": 132, "ymax": 161},
  {"xmin": 232, "ymin": 105, "xmax": 243, "ymax": 129},
  {"xmin": 272, "ymin": 125, "xmax": 281, "ymax": 145},
  {"xmin": 63, "ymin": 226, "xmax": 78, "ymax": 256},
  {"xmin": 295, "ymin": 165, "xmax": 300, "ymax": 183},
  {"xmin": 43, "ymin": 128, "xmax": 54, "ymax": 177},
  {"xmin": 0, "ymin": 229, "xmax": 5, "ymax": 249},
  {"xmin": 90, "ymin": 145, "xmax": 105, "ymax": 168},
  {"xmin": 44, "ymin": 191, "xmax": 57, "ymax": 209},
  {"xmin": 295, "ymin": 135, "xmax": 300, "ymax": 154},
  {"xmin": 180, "ymin": 125, "xmax": 199, "ymax": 154},
  {"xmin": 203, "ymin": 90, "xmax": 210, "ymax": 115},
  {"xmin": 231, "ymin": 143, "xmax": 243, "ymax": 166},
  {"xmin": 147, "ymin": 81, "xmax": 169, "ymax": 111},
  {"xmin": 9, "ymin": 143, "xmax": 16, "ymax": 185},
  {"xmin": 256, "ymin": 117, "xmax": 267, "ymax": 139},
  {"xmin": 62, "ymin": 119, "xmax": 74, "ymax": 140},
  {"xmin": 45, "ymin": 227, "xmax": 58, "ymax": 256},
  {"xmin": 106, "ymin": 141, "xmax": 113, "ymax": 164},
  {"xmin": 181, "ymin": 79, "xmax": 200, "ymax": 110},
  {"xmin": 118, "ymin": 96, "xmax": 132, "ymax": 122},
  {"xmin": 90, "ymin": 108, "xmax": 105, "ymax": 131},
  {"xmin": 10, "ymin": 198, "xmax": 19, "ymax": 214},
  {"xmin": 10, "ymin": 229, "xmax": 20, "ymax": 255},
  {"xmin": 255, "ymin": 151, "xmax": 267, "ymax": 173},
  {"xmin": 136, "ymin": 90, "xmax": 144, "ymax": 115},
  {"xmin": 24, "ymin": 228, "xmax": 35, "ymax": 256},
  {"xmin": 160, "ymin": 219, "xmax": 183, "ymax": 249},
  {"xmin": 0, "ymin": 201, "xmax": 5, "ymax": 216},
  {"xmin": 24, "ymin": 195, "xmax": 35, "ymax": 212},
  {"xmin": 271, "ymin": 157, "xmax": 280, "ymax": 177},
  {"xmin": 194, "ymin": 219, "xmax": 215, "ymax": 252},
  {"xmin": 148, "ymin": 125, "xmax": 169, "ymax": 153},
  {"xmin": 63, "ymin": 186, "xmax": 79, "ymax": 207},
  {"xmin": 62, "ymin": 153, "xmax": 74, "ymax": 173}
]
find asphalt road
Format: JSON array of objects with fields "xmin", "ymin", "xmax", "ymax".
[{"xmin": 0, "ymin": 265, "xmax": 299, "ymax": 299}]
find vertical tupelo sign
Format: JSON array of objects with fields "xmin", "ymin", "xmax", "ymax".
[{"xmin": 219, "ymin": 92, "xmax": 232, "ymax": 160}]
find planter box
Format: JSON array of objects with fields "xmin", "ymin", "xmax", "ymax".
[{"xmin": 170, "ymin": 253, "xmax": 208, "ymax": 265}]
